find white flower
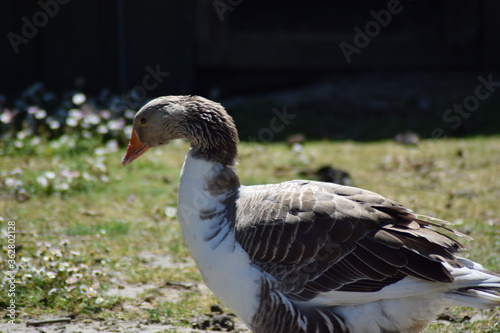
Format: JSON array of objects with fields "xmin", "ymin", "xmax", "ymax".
[
  {"xmin": 84, "ymin": 114, "xmax": 100, "ymax": 126},
  {"xmin": 66, "ymin": 276, "xmax": 79, "ymax": 284},
  {"xmin": 123, "ymin": 125, "xmax": 133, "ymax": 137},
  {"xmin": 82, "ymin": 130, "xmax": 92, "ymax": 139},
  {"xmin": 45, "ymin": 171, "xmax": 56, "ymax": 179},
  {"xmin": 72, "ymin": 93, "xmax": 86, "ymax": 106},
  {"xmin": 55, "ymin": 183, "xmax": 70, "ymax": 191},
  {"xmin": 95, "ymin": 148, "xmax": 107, "ymax": 155},
  {"xmin": 95, "ymin": 297, "xmax": 105, "ymax": 304},
  {"xmin": 0, "ymin": 109, "xmax": 16, "ymax": 124},
  {"xmin": 16, "ymin": 130, "xmax": 29, "ymax": 140},
  {"xmin": 46, "ymin": 271, "xmax": 57, "ymax": 279},
  {"xmin": 9, "ymin": 168, "xmax": 23, "ymax": 176},
  {"xmin": 48, "ymin": 288, "xmax": 58, "ymax": 295},
  {"xmin": 47, "ymin": 118, "xmax": 61, "ymax": 130},
  {"xmin": 30, "ymin": 137, "xmax": 41, "ymax": 146},
  {"xmin": 92, "ymin": 270, "xmax": 103, "ymax": 277},
  {"xmin": 124, "ymin": 109, "xmax": 135, "ymax": 119},
  {"xmin": 86, "ymin": 287, "xmax": 98, "ymax": 297},
  {"xmin": 34, "ymin": 109, "xmax": 47, "ymax": 119},
  {"xmin": 108, "ymin": 118, "xmax": 125, "ymax": 130},
  {"xmin": 66, "ymin": 117, "xmax": 78, "ymax": 127},
  {"xmin": 5, "ymin": 178, "xmax": 22, "ymax": 188},
  {"xmin": 50, "ymin": 248, "xmax": 63, "ymax": 257},
  {"xmin": 106, "ymin": 139, "xmax": 118, "ymax": 153},
  {"xmin": 97, "ymin": 125, "xmax": 108, "ymax": 134},
  {"xmin": 94, "ymin": 161, "xmax": 107, "ymax": 172},
  {"xmin": 165, "ymin": 207, "xmax": 177, "ymax": 217},
  {"xmin": 100, "ymin": 110, "xmax": 111, "ymax": 119},
  {"xmin": 37, "ymin": 176, "xmax": 49, "ymax": 188}
]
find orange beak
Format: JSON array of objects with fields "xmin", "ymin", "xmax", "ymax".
[{"xmin": 122, "ymin": 130, "xmax": 150, "ymax": 166}]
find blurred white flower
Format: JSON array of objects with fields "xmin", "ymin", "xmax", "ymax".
[
  {"xmin": 66, "ymin": 117, "xmax": 78, "ymax": 127},
  {"xmin": 37, "ymin": 176, "xmax": 49, "ymax": 188},
  {"xmin": 46, "ymin": 271, "xmax": 57, "ymax": 279},
  {"xmin": 92, "ymin": 270, "xmax": 103, "ymax": 277},
  {"xmin": 55, "ymin": 183, "xmax": 70, "ymax": 191},
  {"xmin": 60, "ymin": 170, "xmax": 80, "ymax": 180},
  {"xmin": 27, "ymin": 106, "xmax": 39, "ymax": 114},
  {"xmin": 100, "ymin": 110, "xmax": 111, "ymax": 119},
  {"xmin": 0, "ymin": 109, "xmax": 16, "ymax": 124},
  {"xmin": 124, "ymin": 109, "xmax": 135, "ymax": 119},
  {"xmin": 95, "ymin": 148, "xmax": 107, "ymax": 155},
  {"xmin": 5, "ymin": 178, "xmax": 22, "ymax": 188},
  {"xmin": 108, "ymin": 118, "xmax": 125, "ymax": 130},
  {"xmin": 95, "ymin": 297, "xmax": 105, "ymax": 304},
  {"xmin": 58, "ymin": 262, "xmax": 70, "ymax": 271},
  {"xmin": 48, "ymin": 288, "xmax": 58, "ymax": 295},
  {"xmin": 68, "ymin": 109, "xmax": 84, "ymax": 120},
  {"xmin": 165, "ymin": 206, "xmax": 177, "ymax": 217},
  {"xmin": 84, "ymin": 113, "xmax": 100, "ymax": 126},
  {"xmin": 97, "ymin": 125, "xmax": 108, "ymax": 134},
  {"xmin": 45, "ymin": 171, "xmax": 56, "ymax": 179},
  {"xmin": 50, "ymin": 248, "xmax": 63, "ymax": 257},
  {"xmin": 72, "ymin": 93, "xmax": 86, "ymax": 106},
  {"xmin": 66, "ymin": 285, "xmax": 76, "ymax": 292},
  {"xmin": 47, "ymin": 117, "xmax": 61, "ymax": 130},
  {"xmin": 34, "ymin": 109, "xmax": 47, "ymax": 119},
  {"xmin": 10, "ymin": 168, "xmax": 23, "ymax": 176},
  {"xmin": 30, "ymin": 137, "xmax": 41, "ymax": 146},
  {"xmin": 16, "ymin": 130, "xmax": 29, "ymax": 140},
  {"xmin": 82, "ymin": 130, "xmax": 92, "ymax": 139},
  {"xmin": 66, "ymin": 276, "xmax": 79, "ymax": 284},
  {"xmin": 94, "ymin": 161, "xmax": 107, "ymax": 172},
  {"xmin": 106, "ymin": 139, "xmax": 118, "ymax": 153},
  {"xmin": 123, "ymin": 125, "xmax": 133, "ymax": 137},
  {"xmin": 86, "ymin": 287, "xmax": 98, "ymax": 297},
  {"xmin": 82, "ymin": 172, "xmax": 94, "ymax": 181}
]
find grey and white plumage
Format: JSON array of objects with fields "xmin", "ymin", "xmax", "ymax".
[{"xmin": 122, "ymin": 95, "xmax": 500, "ymax": 333}]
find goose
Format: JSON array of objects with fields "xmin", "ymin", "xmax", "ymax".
[{"xmin": 121, "ymin": 95, "xmax": 500, "ymax": 333}]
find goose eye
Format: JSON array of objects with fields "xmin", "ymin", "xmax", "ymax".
[{"xmin": 140, "ymin": 118, "xmax": 147, "ymax": 124}]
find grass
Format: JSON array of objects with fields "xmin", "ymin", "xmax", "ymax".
[{"xmin": 1, "ymin": 135, "xmax": 499, "ymax": 331}]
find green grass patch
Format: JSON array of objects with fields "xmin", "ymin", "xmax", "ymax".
[
  {"xmin": 65, "ymin": 220, "xmax": 131, "ymax": 236},
  {"xmin": 1, "ymin": 135, "xmax": 499, "ymax": 331}
]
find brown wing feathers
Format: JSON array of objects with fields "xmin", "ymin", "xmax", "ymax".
[{"xmin": 236, "ymin": 181, "xmax": 467, "ymax": 299}]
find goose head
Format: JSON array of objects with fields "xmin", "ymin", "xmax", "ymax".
[{"xmin": 122, "ymin": 95, "xmax": 239, "ymax": 166}]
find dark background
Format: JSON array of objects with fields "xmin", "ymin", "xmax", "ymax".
[{"xmin": 1, "ymin": 0, "xmax": 500, "ymax": 140}]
